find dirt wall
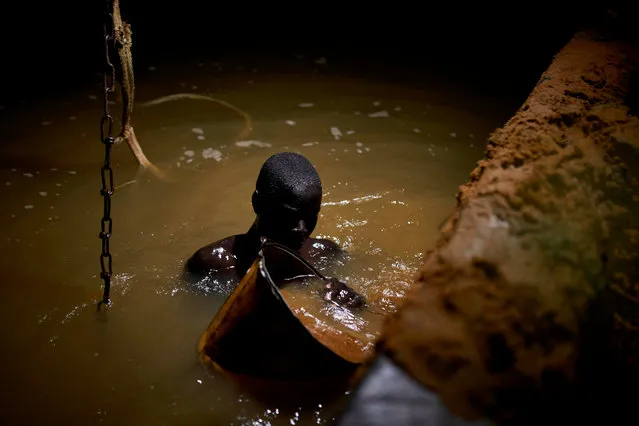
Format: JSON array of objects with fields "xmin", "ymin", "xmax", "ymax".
[{"xmin": 378, "ymin": 28, "xmax": 639, "ymax": 424}]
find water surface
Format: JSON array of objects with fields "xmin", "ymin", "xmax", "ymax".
[{"xmin": 0, "ymin": 52, "xmax": 504, "ymax": 425}]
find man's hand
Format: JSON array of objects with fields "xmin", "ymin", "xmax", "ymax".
[{"xmin": 323, "ymin": 277, "xmax": 365, "ymax": 309}]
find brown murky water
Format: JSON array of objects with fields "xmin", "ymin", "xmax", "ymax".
[
  {"xmin": 0, "ymin": 53, "xmax": 505, "ymax": 425},
  {"xmin": 281, "ymin": 275, "xmax": 387, "ymax": 361}
]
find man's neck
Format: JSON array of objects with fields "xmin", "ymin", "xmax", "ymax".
[{"xmin": 242, "ymin": 222, "xmax": 264, "ymax": 255}]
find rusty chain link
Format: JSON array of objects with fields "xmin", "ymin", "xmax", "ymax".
[{"xmin": 98, "ymin": 0, "xmax": 116, "ymax": 311}]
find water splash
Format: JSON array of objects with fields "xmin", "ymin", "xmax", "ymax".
[{"xmin": 321, "ymin": 192, "xmax": 389, "ymax": 207}]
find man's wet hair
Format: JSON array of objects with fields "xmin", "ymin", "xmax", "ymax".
[{"xmin": 253, "ymin": 152, "xmax": 322, "ymax": 212}]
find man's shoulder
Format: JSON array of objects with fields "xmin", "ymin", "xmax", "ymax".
[
  {"xmin": 306, "ymin": 237, "xmax": 343, "ymax": 253},
  {"xmin": 186, "ymin": 235, "xmax": 240, "ymax": 273},
  {"xmin": 206, "ymin": 235, "xmax": 238, "ymax": 250},
  {"xmin": 302, "ymin": 237, "xmax": 348, "ymax": 272}
]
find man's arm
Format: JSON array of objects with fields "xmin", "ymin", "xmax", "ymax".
[
  {"xmin": 322, "ymin": 277, "xmax": 366, "ymax": 308},
  {"xmin": 305, "ymin": 237, "xmax": 365, "ymax": 308}
]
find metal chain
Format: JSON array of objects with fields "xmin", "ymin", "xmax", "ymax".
[{"xmin": 98, "ymin": 0, "xmax": 116, "ymax": 311}]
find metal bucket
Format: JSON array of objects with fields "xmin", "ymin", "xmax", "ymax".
[{"xmin": 198, "ymin": 242, "xmax": 369, "ymax": 381}]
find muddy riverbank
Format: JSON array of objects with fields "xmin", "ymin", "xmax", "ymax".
[{"xmin": 375, "ymin": 20, "xmax": 639, "ymax": 426}]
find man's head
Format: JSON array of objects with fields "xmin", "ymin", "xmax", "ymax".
[{"xmin": 251, "ymin": 152, "xmax": 322, "ymax": 250}]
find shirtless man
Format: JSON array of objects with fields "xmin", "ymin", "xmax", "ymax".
[{"xmin": 185, "ymin": 152, "xmax": 365, "ymax": 308}]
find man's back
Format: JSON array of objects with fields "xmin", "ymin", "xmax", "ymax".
[{"xmin": 186, "ymin": 234, "xmax": 344, "ymax": 283}]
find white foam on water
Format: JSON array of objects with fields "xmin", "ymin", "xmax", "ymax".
[
  {"xmin": 373, "ymin": 101, "xmax": 381, "ymax": 106},
  {"xmin": 470, "ymin": 144, "xmax": 475, "ymax": 148},
  {"xmin": 23, "ymin": 173, "xmax": 34, "ymax": 178},
  {"xmin": 413, "ymin": 128, "xmax": 421, "ymax": 133},
  {"xmin": 330, "ymin": 127, "xmax": 342, "ymax": 140},
  {"xmin": 285, "ymin": 120, "xmax": 296, "ymax": 126},
  {"xmin": 24, "ymin": 205, "xmax": 34, "ymax": 210},
  {"xmin": 5, "ymin": 182, "xmax": 10, "ymax": 186},
  {"xmin": 357, "ymin": 149, "xmax": 363, "ymax": 154},
  {"xmin": 315, "ymin": 57, "xmax": 327, "ymax": 65},
  {"xmin": 368, "ymin": 111, "xmax": 389, "ymax": 118},
  {"xmin": 202, "ymin": 148, "xmax": 222, "ymax": 162},
  {"xmin": 11, "ymin": 169, "xmax": 16, "ymax": 172},
  {"xmin": 355, "ymin": 141, "xmax": 363, "ymax": 147},
  {"xmin": 186, "ymin": 158, "xmax": 193, "ymax": 164},
  {"xmin": 41, "ymin": 121, "xmax": 53, "ymax": 126},
  {"xmin": 235, "ymin": 140, "xmax": 272, "ymax": 148},
  {"xmin": 450, "ymin": 132, "xmax": 457, "ymax": 138},
  {"xmin": 302, "ymin": 141, "xmax": 318, "ymax": 147},
  {"xmin": 67, "ymin": 171, "xmax": 76, "ymax": 175},
  {"xmin": 298, "ymin": 103, "xmax": 314, "ymax": 108},
  {"xmin": 88, "ymin": 95, "xmax": 97, "ymax": 100},
  {"xmin": 394, "ymin": 106, "xmax": 402, "ymax": 111},
  {"xmin": 184, "ymin": 150, "xmax": 195, "ymax": 157},
  {"xmin": 197, "ymin": 135, "xmax": 205, "ymax": 140},
  {"xmin": 354, "ymin": 111, "xmax": 361, "ymax": 115},
  {"xmin": 148, "ymin": 66, "xmax": 157, "ymax": 71},
  {"xmin": 365, "ymin": 147, "xmax": 370, "ymax": 152},
  {"xmin": 191, "ymin": 128, "xmax": 204, "ymax": 135},
  {"xmin": 191, "ymin": 86, "xmax": 197, "ymax": 90},
  {"xmin": 39, "ymin": 192, "xmax": 47, "ymax": 196},
  {"xmin": 50, "ymin": 168, "xmax": 58, "ymax": 171},
  {"xmin": 469, "ymin": 133, "xmax": 475, "ymax": 138},
  {"xmin": 346, "ymin": 130, "xmax": 355, "ymax": 135}
]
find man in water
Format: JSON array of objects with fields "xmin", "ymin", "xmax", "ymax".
[{"xmin": 185, "ymin": 152, "xmax": 365, "ymax": 308}]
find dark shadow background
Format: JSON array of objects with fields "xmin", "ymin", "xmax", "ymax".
[
  {"xmin": 1, "ymin": 3, "xmax": 638, "ymax": 425},
  {"xmin": 2, "ymin": 2, "xmax": 627, "ymax": 106}
]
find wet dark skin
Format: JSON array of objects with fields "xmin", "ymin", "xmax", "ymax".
[{"xmin": 185, "ymin": 153, "xmax": 365, "ymax": 308}]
